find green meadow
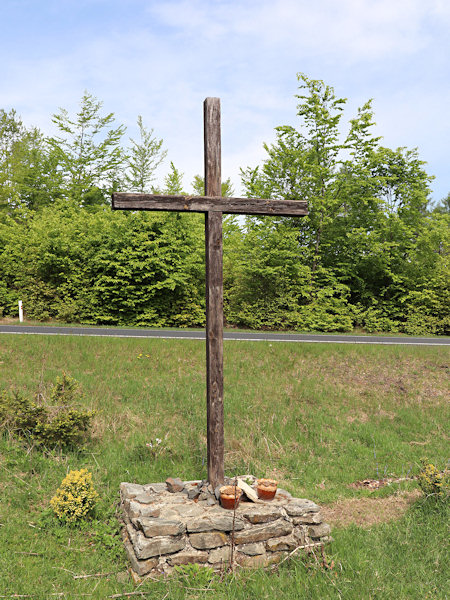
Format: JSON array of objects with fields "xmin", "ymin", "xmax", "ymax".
[{"xmin": 0, "ymin": 334, "xmax": 448, "ymax": 599}]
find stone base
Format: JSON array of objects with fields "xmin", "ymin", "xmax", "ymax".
[{"xmin": 120, "ymin": 475, "xmax": 331, "ymax": 577}]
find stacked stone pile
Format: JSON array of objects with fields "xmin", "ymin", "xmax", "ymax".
[{"xmin": 121, "ymin": 475, "xmax": 331, "ymax": 576}]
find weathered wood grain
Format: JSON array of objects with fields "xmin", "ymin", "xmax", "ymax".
[
  {"xmin": 204, "ymin": 98, "xmax": 224, "ymax": 489},
  {"xmin": 204, "ymin": 98, "xmax": 221, "ymax": 198},
  {"xmin": 205, "ymin": 210, "xmax": 224, "ymax": 490},
  {"xmin": 112, "ymin": 193, "xmax": 308, "ymax": 216},
  {"xmin": 112, "ymin": 97, "xmax": 308, "ymax": 491}
]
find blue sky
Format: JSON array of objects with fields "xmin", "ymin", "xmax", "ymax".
[{"xmin": 1, "ymin": 0, "xmax": 449, "ymax": 202}]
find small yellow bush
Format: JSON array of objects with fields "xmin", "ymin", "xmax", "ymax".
[
  {"xmin": 418, "ymin": 462, "xmax": 448, "ymax": 500},
  {"xmin": 50, "ymin": 469, "xmax": 99, "ymax": 523}
]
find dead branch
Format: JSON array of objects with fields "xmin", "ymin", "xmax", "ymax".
[
  {"xmin": 108, "ymin": 593, "xmax": 146, "ymax": 599},
  {"xmin": 73, "ymin": 571, "xmax": 116, "ymax": 580},
  {"xmin": 277, "ymin": 541, "xmax": 325, "ymax": 566}
]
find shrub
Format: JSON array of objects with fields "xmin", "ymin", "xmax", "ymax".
[
  {"xmin": 50, "ymin": 469, "xmax": 99, "ymax": 524},
  {"xmin": 0, "ymin": 373, "xmax": 95, "ymax": 448},
  {"xmin": 418, "ymin": 461, "xmax": 449, "ymax": 500}
]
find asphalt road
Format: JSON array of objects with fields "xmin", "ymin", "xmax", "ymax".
[{"xmin": 0, "ymin": 324, "xmax": 449, "ymax": 345}]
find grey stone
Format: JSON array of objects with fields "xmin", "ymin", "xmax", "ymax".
[
  {"xmin": 308, "ymin": 523, "xmax": 331, "ymax": 539},
  {"xmin": 285, "ymin": 499, "xmax": 320, "ymax": 517},
  {"xmin": 274, "ymin": 489, "xmax": 292, "ymax": 502},
  {"xmin": 159, "ymin": 503, "xmax": 205, "ymax": 520},
  {"xmin": 136, "ymin": 517, "xmax": 185, "ymax": 538},
  {"xmin": 234, "ymin": 519, "xmax": 293, "ymax": 545},
  {"xmin": 126, "ymin": 522, "xmax": 138, "ymax": 541},
  {"xmin": 120, "ymin": 482, "xmax": 145, "ymax": 501},
  {"xmin": 134, "ymin": 492, "xmax": 158, "ymax": 504},
  {"xmin": 120, "ymin": 475, "xmax": 329, "ymax": 573},
  {"xmin": 155, "ymin": 496, "xmax": 187, "ymax": 505},
  {"xmin": 143, "ymin": 483, "xmax": 167, "ymax": 493},
  {"xmin": 292, "ymin": 511, "xmax": 322, "ymax": 525},
  {"xmin": 128, "ymin": 501, "xmax": 160, "ymax": 520},
  {"xmin": 122, "ymin": 498, "xmax": 132, "ymax": 514},
  {"xmin": 122, "ymin": 530, "xmax": 159, "ymax": 576},
  {"xmin": 237, "ymin": 542, "xmax": 265, "ymax": 556},
  {"xmin": 237, "ymin": 552, "xmax": 267, "ymax": 567},
  {"xmin": 208, "ymin": 546, "xmax": 232, "ymax": 564},
  {"xmin": 266, "ymin": 552, "xmax": 284, "ymax": 565},
  {"xmin": 189, "ymin": 531, "xmax": 228, "ymax": 550},
  {"xmin": 186, "ymin": 512, "xmax": 245, "ymax": 533},
  {"xmin": 214, "ymin": 485, "xmax": 221, "ymax": 500},
  {"xmin": 134, "ymin": 531, "xmax": 186, "ymax": 559},
  {"xmin": 209, "ymin": 513, "xmax": 244, "ymax": 532},
  {"xmin": 166, "ymin": 477, "xmax": 185, "ymax": 493},
  {"xmin": 239, "ymin": 505, "xmax": 283, "ymax": 524},
  {"xmin": 266, "ymin": 535, "xmax": 297, "ymax": 552},
  {"xmin": 168, "ymin": 550, "xmax": 209, "ymax": 566},
  {"xmin": 293, "ymin": 525, "xmax": 307, "ymax": 546}
]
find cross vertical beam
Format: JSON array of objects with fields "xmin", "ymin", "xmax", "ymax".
[
  {"xmin": 111, "ymin": 98, "xmax": 308, "ymax": 491},
  {"xmin": 204, "ymin": 98, "xmax": 224, "ymax": 489}
]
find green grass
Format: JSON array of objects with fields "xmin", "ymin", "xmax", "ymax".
[{"xmin": 0, "ymin": 334, "xmax": 448, "ymax": 598}]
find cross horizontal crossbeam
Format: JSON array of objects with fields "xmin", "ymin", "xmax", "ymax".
[
  {"xmin": 112, "ymin": 193, "xmax": 308, "ymax": 217},
  {"xmin": 112, "ymin": 98, "xmax": 308, "ymax": 490}
]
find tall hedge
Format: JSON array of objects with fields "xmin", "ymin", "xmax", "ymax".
[{"xmin": 0, "ymin": 201, "xmax": 205, "ymax": 327}]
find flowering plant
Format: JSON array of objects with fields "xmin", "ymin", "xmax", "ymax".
[
  {"xmin": 50, "ymin": 469, "xmax": 99, "ymax": 524},
  {"xmin": 418, "ymin": 461, "xmax": 448, "ymax": 500}
]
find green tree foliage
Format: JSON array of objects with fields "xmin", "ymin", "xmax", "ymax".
[
  {"xmin": 49, "ymin": 92, "xmax": 126, "ymax": 206},
  {"xmin": 191, "ymin": 174, "xmax": 235, "ymax": 197},
  {"xmin": 1, "ymin": 96, "xmax": 169, "ymax": 213},
  {"xmin": 0, "ymin": 109, "xmax": 61, "ymax": 214},
  {"xmin": 224, "ymin": 218, "xmax": 352, "ymax": 331},
  {"xmin": 0, "ymin": 82, "xmax": 448, "ymax": 335},
  {"xmin": 163, "ymin": 162, "xmax": 185, "ymax": 194},
  {"xmin": 432, "ymin": 192, "xmax": 450, "ymax": 214},
  {"xmin": 0, "ymin": 201, "xmax": 205, "ymax": 326},
  {"xmin": 237, "ymin": 73, "xmax": 448, "ymax": 333},
  {"xmin": 125, "ymin": 116, "xmax": 167, "ymax": 192}
]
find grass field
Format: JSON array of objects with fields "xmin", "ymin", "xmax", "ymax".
[{"xmin": 0, "ymin": 334, "xmax": 448, "ymax": 598}]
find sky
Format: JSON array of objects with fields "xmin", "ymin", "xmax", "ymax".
[{"xmin": 1, "ymin": 0, "xmax": 449, "ymax": 203}]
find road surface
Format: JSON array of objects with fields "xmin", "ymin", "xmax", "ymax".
[{"xmin": 0, "ymin": 325, "xmax": 448, "ymax": 345}]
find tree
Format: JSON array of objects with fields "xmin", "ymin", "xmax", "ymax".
[
  {"xmin": 241, "ymin": 75, "xmax": 386, "ymax": 276},
  {"xmin": 191, "ymin": 174, "xmax": 235, "ymax": 197},
  {"xmin": 0, "ymin": 109, "xmax": 26, "ymax": 213},
  {"xmin": 236, "ymin": 73, "xmax": 438, "ymax": 333},
  {"xmin": 0, "ymin": 109, "xmax": 61, "ymax": 214},
  {"xmin": 49, "ymin": 92, "xmax": 126, "ymax": 206},
  {"xmin": 432, "ymin": 192, "xmax": 450, "ymax": 214},
  {"xmin": 163, "ymin": 162, "xmax": 185, "ymax": 194},
  {"xmin": 125, "ymin": 116, "xmax": 167, "ymax": 192}
]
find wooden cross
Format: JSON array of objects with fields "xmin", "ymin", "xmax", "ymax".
[{"xmin": 112, "ymin": 98, "xmax": 308, "ymax": 489}]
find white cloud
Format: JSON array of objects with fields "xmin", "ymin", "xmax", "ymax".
[
  {"xmin": 0, "ymin": 0, "xmax": 448, "ymax": 199},
  {"xmin": 149, "ymin": 0, "xmax": 445, "ymax": 62}
]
